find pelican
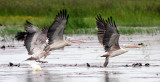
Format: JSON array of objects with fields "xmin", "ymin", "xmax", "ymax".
[
  {"xmin": 45, "ymin": 9, "xmax": 84, "ymax": 52},
  {"xmin": 95, "ymin": 15, "xmax": 140, "ymax": 67},
  {"xmin": 24, "ymin": 21, "xmax": 49, "ymax": 61},
  {"xmin": 15, "ymin": 9, "xmax": 84, "ymax": 60},
  {"xmin": 15, "ymin": 9, "xmax": 84, "ymax": 52}
]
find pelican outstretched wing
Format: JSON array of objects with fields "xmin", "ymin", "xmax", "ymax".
[
  {"xmin": 25, "ymin": 20, "xmax": 40, "ymax": 33},
  {"xmin": 103, "ymin": 16, "xmax": 120, "ymax": 52},
  {"xmin": 96, "ymin": 15, "xmax": 120, "ymax": 52},
  {"xmin": 24, "ymin": 21, "xmax": 41, "ymax": 55},
  {"xmin": 15, "ymin": 21, "xmax": 42, "ymax": 41},
  {"xmin": 47, "ymin": 9, "xmax": 69, "ymax": 45},
  {"xmin": 95, "ymin": 14, "xmax": 106, "ymax": 45}
]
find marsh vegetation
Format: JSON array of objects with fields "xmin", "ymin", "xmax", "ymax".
[{"xmin": 0, "ymin": 0, "xmax": 160, "ymax": 37}]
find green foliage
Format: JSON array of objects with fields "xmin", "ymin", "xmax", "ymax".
[{"xmin": 0, "ymin": 0, "xmax": 160, "ymax": 35}]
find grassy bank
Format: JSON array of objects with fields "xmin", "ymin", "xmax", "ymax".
[{"xmin": 0, "ymin": 0, "xmax": 160, "ymax": 35}]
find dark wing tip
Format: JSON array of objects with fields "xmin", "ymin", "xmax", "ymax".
[
  {"xmin": 15, "ymin": 32, "xmax": 27, "ymax": 41},
  {"xmin": 25, "ymin": 20, "xmax": 32, "ymax": 25},
  {"xmin": 95, "ymin": 14, "xmax": 106, "ymax": 23},
  {"xmin": 107, "ymin": 16, "xmax": 118, "ymax": 31},
  {"xmin": 113, "ymin": 21, "xmax": 117, "ymax": 28},
  {"xmin": 106, "ymin": 16, "xmax": 116, "ymax": 27},
  {"xmin": 67, "ymin": 14, "xmax": 69, "ymax": 20},
  {"xmin": 95, "ymin": 14, "xmax": 100, "ymax": 21},
  {"xmin": 55, "ymin": 9, "xmax": 69, "ymax": 19},
  {"xmin": 95, "ymin": 14, "xmax": 106, "ymax": 30},
  {"xmin": 25, "ymin": 20, "xmax": 32, "ymax": 27}
]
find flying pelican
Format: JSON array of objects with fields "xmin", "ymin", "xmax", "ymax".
[
  {"xmin": 15, "ymin": 9, "xmax": 84, "ymax": 60},
  {"xmin": 95, "ymin": 15, "xmax": 140, "ymax": 67},
  {"xmin": 24, "ymin": 21, "xmax": 49, "ymax": 61},
  {"xmin": 15, "ymin": 9, "xmax": 84, "ymax": 51},
  {"xmin": 45, "ymin": 9, "xmax": 84, "ymax": 52}
]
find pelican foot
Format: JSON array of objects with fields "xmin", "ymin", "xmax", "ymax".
[{"xmin": 36, "ymin": 61, "xmax": 48, "ymax": 63}]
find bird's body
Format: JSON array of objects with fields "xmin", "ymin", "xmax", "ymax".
[
  {"xmin": 102, "ymin": 48, "xmax": 127, "ymax": 58},
  {"xmin": 96, "ymin": 15, "xmax": 140, "ymax": 67},
  {"xmin": 47, "ymin": 40, "xmax": 70, "ymax": 50},
  {"xmin": 24, "ymin": 21, "xmax": 49, "ymax": 61}
]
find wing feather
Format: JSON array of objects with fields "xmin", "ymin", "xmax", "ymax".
[
  {"xmin": 24, "ymin": 21, "xmax": 41, "ymax": 55},
  {"xmin": 103, "ymin": 17, "xmax": 120, "ymax": 52},
  {"xmin": 25, "ymin": 21, "xmax": 40, "ymax": 33},
  {"xmin": 24, "ymin": 32, "xmax": 35, "ymax": 55},
  {"xmin": 96, "ymin": 15, "xmax": 120, "ymax": 52},
  {"xmin": 95, "ymin": 14, "xmax": 106, "ymax": 45},
  {"xmin": 47, "ymin": 9, "xmax": 69, "ymax": 45}
]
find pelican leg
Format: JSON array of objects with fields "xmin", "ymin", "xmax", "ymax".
[
  {"xmin": 45, "ymin": 46, "xmax": 51, "ymax": 52},
  {"xmin": 25, "ymin": 57, "xmax": 37, "ymax": 61},
  {"xmin": 44, "ymin": 51, "xmax": 49, "ymax": 59},
  {"xmin": 36, "ymin": 55, "xmax": 48, "ymax": 63},
  {"xmin": 104, "ymin": 56, "xmax": 109, "ymax": 67}
]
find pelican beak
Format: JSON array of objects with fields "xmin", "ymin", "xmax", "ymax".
[
  {"xmin": 69, "ymin": 37, "xmax": 85, "ymax": 43},
  {"xmin": 125, "ymin": 44, "xmax": 141, "ymax": 48}
]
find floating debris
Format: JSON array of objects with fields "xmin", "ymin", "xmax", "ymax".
[
  {"xmin": 9, "ymin": 62, "xmax": 14, "ymax": 66},
  {"xmin": 124, "ymin": 63, "xmax": 150, "ymax": 67},
  {"xmin": 8, "ymin": 62, "xmax": 20, "ymax": 67},
  {"xmin": 1, "ymin": 45, "xmax": 5, "ymax": 49},
  {"xmin": 7, "ymin": 45, "xmax": 15, "ymax": 47},
  {"xmin": 75, "ymin": 64, "xmax": 77, "ymax": 66},
  {"xmin": 124, "ymin": 64, "xmax": 129, "ymax": 67},
  {"xmin": 138, "ymin": 43, "xmax": 144, "ymax": 45},
  {"xmin": 1, "ymin": 39, "xmax": 5, "ymax": 42},
  {"xmin": 145, "ymin": 63, "xmax": 150, "ymax": 67},
  {"xmin": 86, "ymin": 63, "xmax": 90, "ymax": 67},
  {"xmin": 132, "ymin": 63, "xmax": 142, "ymax": 67}
]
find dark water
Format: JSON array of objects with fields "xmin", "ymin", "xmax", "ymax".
[{"xmin": 0, "ymin": 34, "xmax": 160, "ymax": 82}]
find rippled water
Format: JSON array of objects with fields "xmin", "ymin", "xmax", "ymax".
[{"xmin": 0, "ymin": 34, "xmax": 160, "ymax": 82}]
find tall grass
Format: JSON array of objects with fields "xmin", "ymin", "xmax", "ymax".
[{"xmin": 0, "ymin": 0, "xmax": 160, "ymax": 35}]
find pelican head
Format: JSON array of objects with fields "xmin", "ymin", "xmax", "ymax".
[{"xmin": 64, "ymin": 40, "xmax": 71, "ymax": 46}]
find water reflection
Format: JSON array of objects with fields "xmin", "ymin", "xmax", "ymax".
[
  {"xmin": 104, "ymin": 72, "xmax": 119, "ymax": 82},
  {"xmin": 26, "ymin": 70, "xmax": 52, "ymax": 82}
]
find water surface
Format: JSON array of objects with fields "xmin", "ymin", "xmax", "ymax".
[{"xmin": 0, "ymin": 34, "xmax": 160, "ymax": 82}]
